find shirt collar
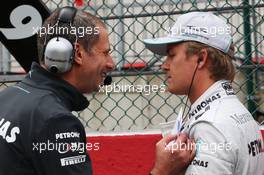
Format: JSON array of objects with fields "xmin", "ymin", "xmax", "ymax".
[
  {"xmin": 22, "ymin": 62, "xmax": 89, "ymax": 111},
  {"xmin": 189, "ymin": 80, "xmax": 235, "ymax": 119}
]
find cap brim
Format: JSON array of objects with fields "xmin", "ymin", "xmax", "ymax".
[{"xmin": 143, "ymin": 37, "xmax": 184, "ymax": 56}]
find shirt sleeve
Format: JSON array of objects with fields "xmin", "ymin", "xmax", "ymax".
[
  {"xmin": 31, "ymin": 113, "xmax": 92, "ymax": 175},
  {"xmin": 184, "ymin": 121, "xmax": 237, "ymax": 175}
]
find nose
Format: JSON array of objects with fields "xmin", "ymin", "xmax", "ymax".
[
  {"xmin": 106, "ymin": 56, "xmax": 115, "ymax": 71},
  {"xmin": 161, "ymin": 58, "xmax": 169, "ymax": 71}
]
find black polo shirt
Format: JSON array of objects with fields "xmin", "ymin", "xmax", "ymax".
[{"xmin": 0, "ymin": 62, "xmax": 92, "ymax": 175}]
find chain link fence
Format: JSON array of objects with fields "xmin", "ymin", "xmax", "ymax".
[{"xmin": 0, "ymin": 0, "xmax": 264, "ymax": 132}]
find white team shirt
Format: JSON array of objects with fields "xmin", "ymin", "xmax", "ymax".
[{"xmin": 182, "ymin": 80, "xmax": 264, "ymax": 175}]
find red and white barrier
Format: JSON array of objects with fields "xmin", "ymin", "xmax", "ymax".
[{"xmin": 87, "ymin": 129, "xmax": 264, "ymax": 175}]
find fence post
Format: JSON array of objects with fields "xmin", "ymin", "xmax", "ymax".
[{"xmin": 242, "ymin": 0, "xmax": 257, "ymax": 116}]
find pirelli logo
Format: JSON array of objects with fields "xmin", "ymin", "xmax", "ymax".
[{"xmin": 60, "ymin": 155, "xmax": 86, "ymax": 167}]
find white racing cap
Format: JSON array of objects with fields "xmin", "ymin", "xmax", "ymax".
[{"xmin": 143, "ymin": 12, "xmax": 232, "ymax": 56}]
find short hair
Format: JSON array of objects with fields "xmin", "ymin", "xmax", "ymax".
[
  {"xmin": 37, "ymin": 8, "xmax": 106, "ymax": 63},
  {"xmin": 185, "ymin": 41, "xmax": 235, "ymax": 82}
]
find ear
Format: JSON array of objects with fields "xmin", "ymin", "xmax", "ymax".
[
  {"xmin": 74, "ymin": 43, "xmax": 84, "ymax": 65},
  {"xmin": 197, "ymin": 48, "xmax": 208, "ymax": 69}
]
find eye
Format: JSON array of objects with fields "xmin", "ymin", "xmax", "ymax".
[
  {"xmin": 103, "ymin": 49, "xmax": 111, "ymax": 56},
  {"xmin": 168, "ymin": 52, "xmax": 175, "ymax": 58},
  {"xmin": 167, "ymin": 49, "xmax": 175, "ymax": 58},
  {"xmin": 104, "ymin": 52, "xmax": 109, "ymax": 56}
]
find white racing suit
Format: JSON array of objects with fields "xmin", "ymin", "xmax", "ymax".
[{"xmin": 182, "ymin": 80, "xmax": 264, "ymax": 175}]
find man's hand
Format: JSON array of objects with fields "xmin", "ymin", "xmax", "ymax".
[{"xmin": 150, "ymin": 133, "xmax": 195, "ymax": 175}]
